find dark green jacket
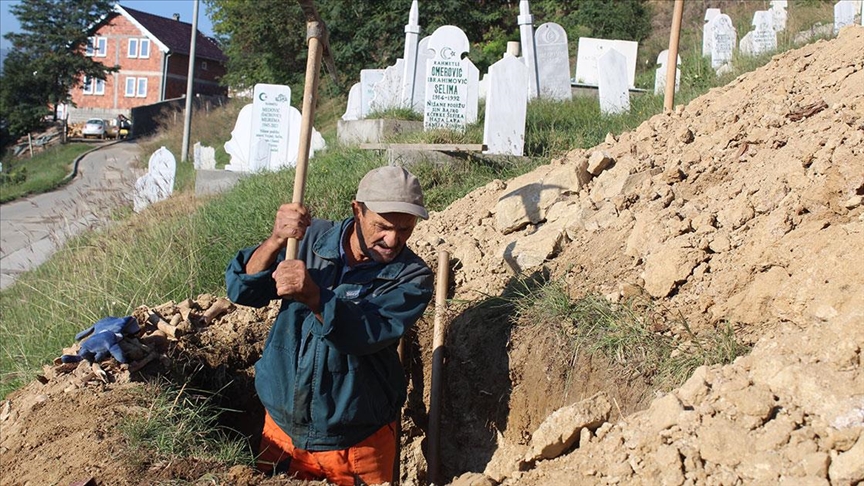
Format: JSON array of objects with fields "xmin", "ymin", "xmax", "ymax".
[{"xmin": 225, "ymin": 217, "xmax": 433, "ymax": 451}]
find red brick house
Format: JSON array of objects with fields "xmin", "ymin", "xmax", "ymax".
[{"xmin": 67, "ymin": 4, "xmax": 227, "ymax": 122}]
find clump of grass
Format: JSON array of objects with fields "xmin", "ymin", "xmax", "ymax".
[
  {"xmin": 511, "ymin": 278, "xmax": 750, "ymax": 391},
  {"xmin": 120, "ymin": 380, "xmax": 253, "ymax": 470}
]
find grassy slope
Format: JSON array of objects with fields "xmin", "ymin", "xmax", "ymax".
[{"xmin": 0, "ymin": 3, "xmax": 834, "ymax": 399}]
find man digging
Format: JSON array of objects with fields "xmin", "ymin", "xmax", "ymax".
[{"xmin": 226, "ymin": 166, "xmax": 434, "ymax": 485}]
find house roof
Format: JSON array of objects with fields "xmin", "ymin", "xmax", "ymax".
[{"xmin": 113, "ymin": 5, "xmax": 227, "ymax": 62}]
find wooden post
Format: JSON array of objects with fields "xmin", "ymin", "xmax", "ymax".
[
  {"xmin": 286, "ymin": 22, "xmax": 325, "ymax": 259},
  {"xmin": 664, "ymin": 0, "xmax": 685, "ymax": 112},
  {"xmin": 427, "ymin": 250, "xmax": 450, "ymax": 485}
]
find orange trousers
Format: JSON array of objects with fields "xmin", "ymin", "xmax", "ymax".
[{"xmin": 257, "ymin": 411, "xmax": 397, "ymax": 486}]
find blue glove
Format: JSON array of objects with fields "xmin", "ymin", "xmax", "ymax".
[{"xmin": 61, "ymin": 316, "xmax": 140, "ymax": 364}]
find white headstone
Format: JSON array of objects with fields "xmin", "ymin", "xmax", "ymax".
[
  {"xmin": 653, "ymin": 50, "xmax": 681, "ymax": 96},
  {"xmin": 834, "ymin": 0, "xmax": 858, "ymax": 34},
  {"xmin": 534, "ymin": 22, "xmax": 572, "ymax": 101},
  {"xmin": 360, "ymin": 69, "xmax": 385, "ymax": 118},
  {"xmin": 710, "ymin": 14, "xmax": 737, "ymax": 70},
  {"xmin": 598, "ymin": 49, "xmax": 630, "ymax": 115},
  {"xmin": 273, "ymin": 106, "xmax": 324, "ymax": 171},
  {"xmin": 574, "ymin": 38, "xmax": 639, "ymax": 88},
  {"xmin": 751, "ymin": 11, "xmax": 778, "ymax": 55},
  {"xmin": 423, "ymin": 25, "xmax": 479, "ymax": 132},
  {"xmin": 518, "ymin": 0, "xmax": 540, "ymax": 99},
  {"xmin": 342, "ymin": 83, "xmax": 362, "ymax": 121},
  {"xmin": 770, "ymin": 0, "xmax": 788, "ymax": 31},
  {"xmin": 250, "ymin": 138, "xmax": 271, "ymax": 172},
  {"xmin": 703, "ymin": 8, "xmax": 722, "ymax": 57},
  {"xmin": 411, "ymin": 36, "xmax": 433, "ymax": 113},
  {"xmin": 466, "ymin": 62, "xmax": 480, "ymax": 125},
  {"xmin": 251, "ymin": 83, "xmax": 293, "ymax": 169},
  {"xmin": 479, "ymin": 73, "xmax": 489, "ymax": 101},
  {"xmin": 739, "ymin": 31, "xmax": 755, "ymax": 57},
  {"xmin": 483, "ymin": 53, "xmax": 528, "ymax": 156},
  {"xmin": 370, "ymin": 59, "xmax": 405, "ymax": 114},
  {"xmin": 133, "ymin": 147, "xmax": 176, "ymax": 213},
  {"xmin": 400, "ymin": 0, "xmax": 421, "ymax": 108},
  {"xmin": 193, "ymin": 142, "xmax": 216, "ymax": 170},
  {"xmin": 224, "ymin": 104, "xmax": 253, "ymax": 172}
]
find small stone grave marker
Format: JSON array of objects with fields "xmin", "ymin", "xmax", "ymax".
[
  {"xmin": 598, "ymin": 49, "xmax": 629, "ymax": 115},
  {"xmin": 770, "ymin": 0, "xmax": 788, "ymax": 31},
  {"xmin": 224, "ymin": 104, "xmax": 253, "ymax": 172},
  {"xmin": 133, "ymin": 146, "xmax": 176, "ymax": 213},
  {"xmin": 710, "ymin": 14, "xmax": 737, "ymax": 70},
  {"xmin": 574, "ymin": 37, "xmax": 639, "ymax": 88},
  {"xmin": 483, "ymin": 53, "xmax": 528, "ymax": 156},
  {"xmin": 193, "ymin": 142, "xmax": 216, "ymax": 170},
  {"xmin": 751, "ymin": 11, "xmax": 777, "ymax": 55},
  {"xmin": 342, "ymin": 83, "xmax": 362, "ymax": 121},
  {"xmin": 535, "ymin": 22, "xmax": 572, "ymax": 101},
  {"xmin": 703, "ymin": 8, "xmax": 722, "ymax": 57},
  {"xmin": 834, "ymin": 0, "xmax": 858, "ymax": 34},
  {"xmin": 653, "ymin": 50, "xmax": 680, "ymax": 95}
]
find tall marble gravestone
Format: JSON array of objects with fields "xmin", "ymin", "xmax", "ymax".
[
  {"xmin": 370, "ymin": 59, "xmax": 405, "ymax": 114},
  {"xmin": 703, "ymin": 8, "xmax": 722, "ymax": 57},
  {"xmin": 574, "ymin": 38, "xmax": 639, "ymax": 88},
  {"xmin": 423, "ymin": 26, "xmax": 479, "ymax": 132},
  {"xmin": 483, "ymin": 53, "xmax": 529, "ymax": 156},
  {"xmin": 598, "ymin": 49, "xmax": 629, "ymax": 115},
  {"xmin": 360, "ymin": 69, "xmax": 385, "ymax": 118},
  {"xmin": 518, "ymin": 0, "xmax": 540, "ymax": 99},
  {"xmin": 251, "ymin": 83, "xmax": 293, "ymax": 169},
  {"xmin": 834, "ymin": 0, "xmax": 858, "ymax": 34},
  {"xmin": 751, "ymin": 11, "xmax": 778, "ymax": 55},
  {"xmin": 225, "ymin": 104, "xmax": 254, "ymax": 172},
  {"xmin": 534, "ymin": 22, "xmax": 572, "ymax": 101},
  {"xmin": 400, "ymin": 0, "xmax": 421, "ymax": 109},
  {"xmin": 133, "ymin": 147, "xmax": 176, "ymax": 213},
  {"xmin": 710, "ymin": 14, "xmax": 737, "ymax": 71},
  {"xmin": 770, "ymin": 0, "xmax": 788, "ymax": 31},
  {"xmin": 653, "ymin": 50, "xmax": 681, "ymax": 95}
]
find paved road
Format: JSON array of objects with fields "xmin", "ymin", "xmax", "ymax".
[{"xmin": 0, "ymin": 141, "xmax": 141, "ymax": 290}]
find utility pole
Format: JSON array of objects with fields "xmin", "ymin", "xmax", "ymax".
[{"xmin": 181, "ymin": 0, "xmax": 200, "ymax": 163}]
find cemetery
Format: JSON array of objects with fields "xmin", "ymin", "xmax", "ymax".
[{"xmin": 2, "ymin": 1, "xmax": 864, "ymax": 485}]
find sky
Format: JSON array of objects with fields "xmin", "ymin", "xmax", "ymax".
[{"xmin": 0, "ymin": 0, "xmax": 217, "ymax": 51}]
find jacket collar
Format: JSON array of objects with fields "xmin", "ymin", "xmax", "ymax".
[{"xmin": 312, "ymin": 217, "xmax": 407, "ymax": 279}]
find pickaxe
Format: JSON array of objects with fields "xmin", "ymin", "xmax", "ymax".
[{"xmin": 286, "ymin": 0, "xmax": 338, "ymax": 259}]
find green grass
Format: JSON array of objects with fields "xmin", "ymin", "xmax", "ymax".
[
  {"xmin": 120, "ymin": 380, "xmax": 254, "ymax": 470},
  {"xmin": 510, "ymin": 278, "xmax": 750, "ymax": 391},
  {"xmin": 0, "ymin": 143, "xmax": 94, "ymax": 203}
]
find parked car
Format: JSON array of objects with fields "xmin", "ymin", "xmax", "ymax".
[{"xmin": 82, "ymin": 118, "xmax": 108, "ymax": 139}]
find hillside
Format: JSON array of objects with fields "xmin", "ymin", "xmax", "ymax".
[{"xmin": 1, "ymin": 26, "xmax": 863, "ymax": 486}]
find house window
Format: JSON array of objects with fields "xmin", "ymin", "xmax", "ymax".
[
  {"xmin": 82, "ymin": 77, "xmax": 105, "ymax": 95},
  {"xmin": 88, "ymin": 37, "xmax": 107, "ymax": 57},
  {"xmin": 128, "ymin": 38, "xmax": 138, "ymax": 58},
  {"xmin": 136, "ymin": 78, "xmax": 147, "ymax": 97},
  {"xmin": 139, "ymin": 39, "xmax": 150, "ymax": 58},
  {"xmin": 201, "ymin": 61, "xmax": 208, "ymax": 71},
  {"xmin": 125, "ymin": 77, "xmax": 136, "ymax": 97}
]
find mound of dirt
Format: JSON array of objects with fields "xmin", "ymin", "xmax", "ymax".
[{"xmin": 1, "ymin": 27, "xmax": 863, "ymax": 486}]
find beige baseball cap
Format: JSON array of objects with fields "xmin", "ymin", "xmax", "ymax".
[{"xmin": 355, "ymin": 166, "xmax": 428, "ymax": 220}]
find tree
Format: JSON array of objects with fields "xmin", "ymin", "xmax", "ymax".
[
  {"xmin": 204, "ymin": 0, "xmax": 653, "ymax": 95},
  {"xmin": 1, "ymin": 0, "xmax": 116, "ymax": 130}
]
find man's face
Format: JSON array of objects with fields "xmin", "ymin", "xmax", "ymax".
[{"xmin": 352, "ymin": 202, "xmax": 418, "ymax": 264}]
